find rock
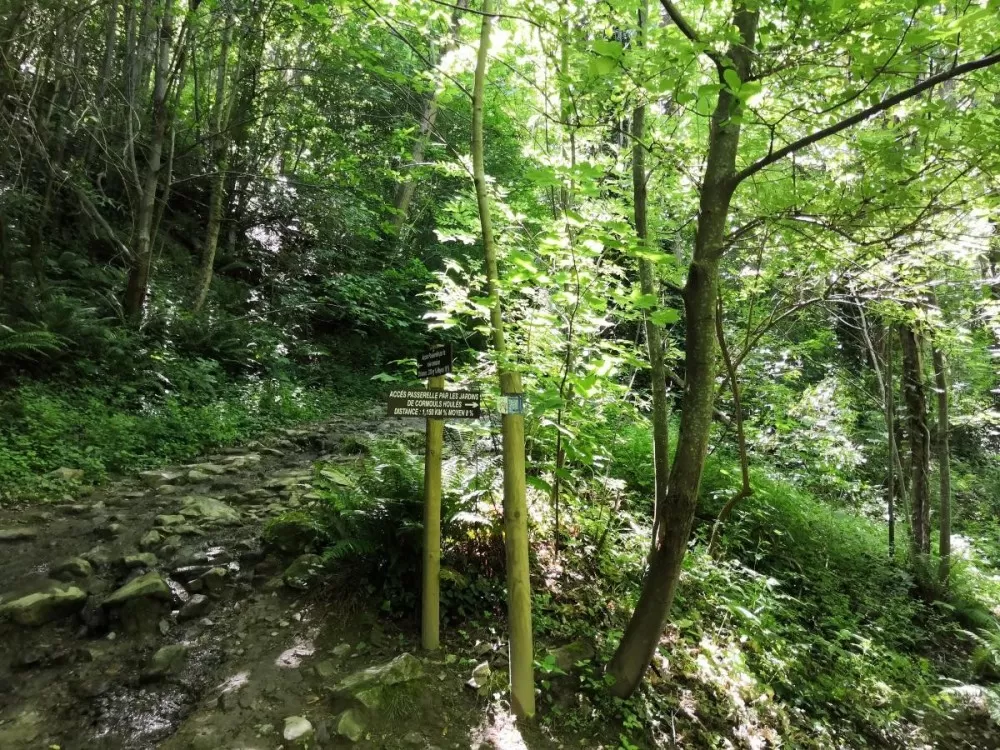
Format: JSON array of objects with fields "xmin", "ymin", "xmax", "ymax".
[
  {"xmin": 549, "ymin": 639, "xmax": 596, "ymax": 672},
  {"xmin": 332, "ymin": 642, "xmax": 353, "ymax": 658},
  {"xmin": 82, "ymin": 545, "xmax": 113, "ymax": 568},
  {"xmin": 283, "ymin": 554, "xmax": 325, "ymax": 590},
  {"xmin": 0, "ymin": 710, "xmax": 43, "ymax": 746},
  {"xmin": 157, "ymin": 484, "xmax": 181, "ymax": 495},
  {"xmin": 332, "ymin": 653, "xmax": 424, "ymax": 708},
  {"xmin": 283, "ymin": 716, "xmax": 314, "ymax": 744},
  {"xmin": 50, "ymin": 557, "xmax": 93, "ymax": 580},
  {"xmin": 179, "ymin": 496, "xmax": 241, "ymax": 525},
  {"xmin": 466, "ymin": 661, "xmax": 491, "ymax": 691},
  {"xmin": 140, "ymin": 529, "xmax": 163, "ymax": 550},
  {"xmin": 0, "ymin": 527, "xmax": 38, "ymax": 542},
  {"xmin": 140, "ymin": 469, "xmax": 183, "ymax": 488},
  {"xmin": 123, "ymin": 552, "xmax": 158, "ymax": 569},
  {"xmin": 48, "ymin": 467, "xmax": 85, "ymax": 481},
  {"xmin": 186, "ymin": 469, "xmax": 213, "ymax": 483},
  {"xmin": 178, "ymin": 594, "xmax": 211, "ymax": 621},
  {"xmin": 103, "ymin": 571, "xmax": 172, "ymax": 607},
  {"xmin": 263, "ymin": 516, "xmax": 322, "ymax": 555},
  {"xmin": 95, "ymin": 522, "xmax": 124, "ymax": 539},
  {"xmin": 0, "ymin": 585, "xmax": 87, "ymax": 626},
  {"xmin": 199, "ymin": 567, "xmax": 228, "ymax": 594},
  {"xmin": 192, "ymin": 462, "xmax": 228, "ymax": 475},
  {"xmin": 335, "ymin": 709, "xmax": 366, "ymax": 742},
  {"xmin": 315, "ymin": 659, "xmax": 338, "ymax": 679},
  {"xmin": 403, "ymin": 731, "xmax": 426, "ymax": 746},
  {"xmin": 142, "ymin": 644, "xmax": 188, "ymax": 681},
  {"xmin": 155, "ymin": 514, "xmax": 187, "ymax": 527}
]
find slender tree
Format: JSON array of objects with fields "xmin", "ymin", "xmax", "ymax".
[{"xmin": 471, "ymin": 0, "xmax": 534, "ymax": 719}]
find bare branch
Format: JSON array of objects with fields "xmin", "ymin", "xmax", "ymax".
[{"xmin": 734, "ymin": 50, "xmax": 1000, "ymax": 185}]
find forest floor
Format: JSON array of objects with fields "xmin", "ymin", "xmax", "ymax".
[{"xmin": 0, "ymin": 412, "xmax": 576, "ymax": 750}]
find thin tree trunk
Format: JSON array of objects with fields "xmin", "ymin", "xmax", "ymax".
[
  {"xmin": 934, "ymin": 346, "xmax": 951, "ymax": 582},
  {"xmin": 630, "ymin": 1, "xmax": 670, "ymax": 558},
  {"xmin": 707, "ymin": 296, "xmax": 751, "ymax": 555},
  {"xmin": 390, "ymin": 0, "xmax": 467, "ymax": 234},
  {"xmin": 124, "ymin": 0, "xmax": 174, "ymax": 322},
  {"xmin": 885, "ymin": 325, "xmax": 897, "ymax": 558},
  {"xmin": 472, "ymin": 0, "xmax": 534, "ymax": 719},
  {"xmin": 900, "ymin": 324, "xmax": 931, "ymax": 559},
  {"xmin": 607, "ymin": 5, "xmax": 759, "ymax": 698},
  {"xmin": 192, "ymin": 13, "xmax": 234, "ymax": 312}
]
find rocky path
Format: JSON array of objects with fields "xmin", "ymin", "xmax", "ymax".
[{"xmin": 0, "ymin": 415, "xmax": 531, "ymax": 749}]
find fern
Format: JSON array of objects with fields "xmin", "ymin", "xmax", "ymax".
[{"xmin": 0, "ymin": 324, "xmax": 64, "ymax": 359}]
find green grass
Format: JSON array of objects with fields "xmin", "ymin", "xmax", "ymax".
[{"xmin": 0, "ymin": 372, "xmax": 369, "ymax": 503}]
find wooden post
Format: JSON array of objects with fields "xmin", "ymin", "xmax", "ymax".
[{"xmin": 422, "ymin": 373, "xmax": 445, "ymax": 651}]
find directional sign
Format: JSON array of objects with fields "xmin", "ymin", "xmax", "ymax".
[
  {"xmin": 417, "ymin": 344, "xmax": 453, "ymax": 378},
  {"xmin": 387, "ymin": 389, "xmax": 481, "ymax": 419}
]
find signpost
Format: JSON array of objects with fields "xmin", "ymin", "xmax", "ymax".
[
  {"xmin": 417, "ymin": 343, "xmax": 452, "ymax": 379},
  {"xmin": 388, "ymin": 344, "xmax": 482, "ymax": 651}
]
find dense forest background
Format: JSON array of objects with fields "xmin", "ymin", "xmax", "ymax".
[{"xmin": 4, "ymin": 0, "xmax": 1000, "ymax": 747}]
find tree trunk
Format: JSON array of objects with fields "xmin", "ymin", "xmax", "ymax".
[
  {"xmin": 390, "ymin": 0, "xmax": 467, "ymax": 234},
  {"xmin": 631, "ymin": 1, "xmax": 670, "ymax": 557},
  {"xmin": 933, "ymin": 346, "xmax": 951, "ymax": 582},
  {"xmin": 192, "ymin": 13, "xmax": 234, "ymax": 312},
  {"xmin": 607, "ymin": 6, "xmax": 758, "ymax": 698},
  {"xmin": 472, "ymin": 0, "xmax": 534, "ymax": 719},
  {"xmin": 900, "ymin": 325, "xmax": 931, "ymax": 559},
  {"xmin": 124, "ymin": 0, "xmax": 174, "ymax": 322},
  {"xmin": 885, "ymin": 325, "xmax": 896, "ymax": 558}
]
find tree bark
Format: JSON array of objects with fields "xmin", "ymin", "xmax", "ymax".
[
  {"xmin": 607, "ymin": 5, "xmax": 758, "ymax": 698},
  {"xmin": 900, "ymin": 325, "xmax": 931, "ymax": 559},
  {"xmin": 192, "ymin": 12, "xmax": 234, "ymax": 312},
  {"xmin": 885, "ymin": 325, "xmax": 897, "ymax": 558},
  {"xmin": 933, "ymin": 346, "xmax": 951, "ymax": 582},
  {"xmin": 124, "ymin": 0, "xmax": 175, "ymax": 322},
  {"xmin": 472, "ymin": 0, "xmax": 534, "ymax": 719},
  {"xmin": 631, "ymin": 1, "xmax": 671, "ymax": 558}
]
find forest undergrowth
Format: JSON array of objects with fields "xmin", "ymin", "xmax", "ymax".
[{"xmin": 257, "ymin": 421, "xmax": 1000, "ymax": 749}]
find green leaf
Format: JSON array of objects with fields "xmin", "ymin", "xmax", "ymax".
[
  {"xmin": 723, "ymin": 68, "xmax": 742, "ymax": 93},
  {"xmin": 650, "ymin": 308, "xmax": 680, "ymax": 325}
]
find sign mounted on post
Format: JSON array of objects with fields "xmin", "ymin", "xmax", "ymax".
[
  {"xmin": 417, "ymin": 343, "xmax": 453, "ymax": 378},
  {"xmin": 387, "ymin": 389, "xmax": 481, "ymax": 419}
]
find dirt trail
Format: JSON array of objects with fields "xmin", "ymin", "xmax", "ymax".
[{"xmin": 0, "ymin": 414, "xmax": 543, "ymax": 749}]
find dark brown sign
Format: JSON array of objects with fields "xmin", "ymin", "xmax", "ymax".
[
  {"xmin": 417, "ymin": 344, "xmax": 453, "ymax": 378},
  {"xmin": 387, "ymin": 389, "xmax": 481, "ymax": 419}
]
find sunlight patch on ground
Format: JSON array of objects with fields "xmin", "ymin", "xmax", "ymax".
[
  {"xmin": 276, "ymin": 633, "xmax": 316, "ymax": 668},
  {"xmin": 468, "ymin": 710, "xmax": 529, "ymax": 750},
  {"xmin": 214, "ymin": 670, "xmax": 250, "ymax": 696}
]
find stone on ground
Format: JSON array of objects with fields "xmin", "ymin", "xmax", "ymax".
[
  {"xmin": 0, "ymin": 527, "xmax": 38, "ymax": 542},
  {"xmin": 179, "ymin": 496, "xmax": 241, "ymax": 525},
  {"xmin": 139, "ymin": 529, "xmax": 163, "ymax": 550},
  {"xmin": 123, "ymin": 552, "xmax": 158, "ymax": 569},
  {"xmin": 332, "ymin": 653, "xmax": 424, "ymax": 708},
  {"xmin": 283, "ymin": 715, "xmax": 314, "ymax": 743},
  {"xmin": 142, "ymin": 644, "xmax": 188, "ymax": 681},
  {"xmin": 178, "ymin": 594, "xmax": 211, "ymax": 621},
  {"xmin": 282, "ymin": 554, "xmax": 325, "ymax": 590},
  {"xmin": 140, "ymin": 469, "xmax": 184, "ymax": 488},
  {"xmin": 103, "ymin": 571, "xmax": 172, "ymax": 607},
  {"xmin": 50, "ymin": 557, "xmax": 93, "ymax": 580},
  {"xmin": 466, "ymin": 661, "xmax": 491, "ymax": 692},
  {"xmin": 0, "ymin": 585, "xmax": 87, "ymax": 626},
  {"xmin": 335, "ymin": 709, "xmax": 366, "ymax": 742},
  {"xmin": 549, "ymin": 639, "xmax": 596, "ymax": 672}
]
